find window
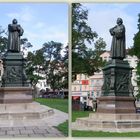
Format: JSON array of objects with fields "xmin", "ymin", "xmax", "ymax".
[
  {"xmin": 80, "ymin": 85, "xmax": 82, "ymax": 91},
  {"xmin": 39, "ymin": 82, "xmax": 42, "ymax": 87},
  {"xmin": 85, "ymin": 85, "xmax": 87, "ymax": 90},
  {"xmin": 44, "ymin": 82, "xmax": 47, "ymax": 87},
  {"xmin": 91, "ymin": 79, "xmax": 94, "ymax": 85},
  {"xmin": 83, "ymin": 97, "xmax": 87, "ymax": 100},
  {"xmin": 43, "ymin": 82, "xmax": 45, "ymax": 86},
  {"xmin": 96, "ymin": 79, "xmax": 99, "ymax": 84},
  {"xmin": 97, "ymin": 91, "xmax": 99, "ymax": 96},
  {"xmin": 79, "ymin": 74, "xmax": 81, "ymax": 80},
  {"xmin": 104, "ymin": 57, "xmax": 107, "ymax": 61}
]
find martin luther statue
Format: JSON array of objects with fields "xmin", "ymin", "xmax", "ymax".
[
  {"xmin": 7, "ymin": 19, "xmax": 24, "ymax": 52},
  {"xmin": 110, "ymin": 18, "xmax": 126, "ymax": 60}
]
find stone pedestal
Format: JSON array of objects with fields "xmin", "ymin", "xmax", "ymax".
[
  {"xmin": 0, "ymin": 52, "xmax": 32, "ymax": 104},
  {"xmin": 72, "ymin": 113, "xmax": 140, "ymax": 132},
  {"xmin": 0, "ymin": 102, "xmax": 54, "ymax": 127},
  {"xmin": 2, "ymin": 52, "xmax": 29, "ymax": 87},
  {"xmin": 0, "ymin": 87, "xmax": 32, "ymax": 103},
  {"xmin": 97, "ymin": 59, "xmax": 136, "ymax": 113},
  {"xmin": 97, "ymin": 96, "xmax": 136, "ymax": 113}
]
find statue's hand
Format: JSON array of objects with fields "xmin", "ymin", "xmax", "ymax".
[
  {"xmin": 19, "ymin": 27, "xmax": 24, "ymax": 36},
  {"xmin": 110, "ymin": 29, "xmax": 114, "ymax": 36}
]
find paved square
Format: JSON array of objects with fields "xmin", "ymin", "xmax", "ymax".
[{"xmin": 0, "ymin": 125, "xmax": 64, "ymax": 137}]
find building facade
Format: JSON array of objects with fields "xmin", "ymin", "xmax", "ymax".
[
  {"xmin": 72, "ymin": 74, "xmax": 89, "ymax": 105},
  {"xmin": 89, "ymin": 71, "xmax": 103, "ymax": 98}
]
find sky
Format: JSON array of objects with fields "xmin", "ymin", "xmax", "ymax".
[
  {"xmin": 83, "ymin": 3, "xmax": 140, "ymax": 50},
  {"xmin": 0, "ymin": 3, "xmax": 68, "ymax": 51}
]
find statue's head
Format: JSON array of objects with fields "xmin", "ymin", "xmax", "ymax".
[
  {"xmin": 12, "ymin": 19, "xmax": 18, "ymax": 24},
  {"xmin": 117, "ymin": 18, "xmax": 123, "ymax": 25}
]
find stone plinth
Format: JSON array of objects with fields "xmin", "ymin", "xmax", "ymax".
[
  {"xmin": 2, "ymin": 52, "xmax": 29, "ymax": 87},
  {"xmin": 0, "ymin": 102, "xmax": 54, "ymax": 120},
  {"xmin": 0, "ymin": 87, "xmax": 32, "ymax": 104},
  {"xmin": 97, "ymin": 59, "xmax": 136, "ymax": 113},
  {"xmin": 0, "ymin": 102, "xmax": 54, "ymax": 127},
  {"xmin": 72, "ymin": 113, "xmax": 140, "ymax": 132},
  {"xmin": 97, "ymin": 96, "xmax": 136, "ymax": 113},
  {"xmin": 102, "ymin": 59, "xmax": 133, "ymax": 96}
]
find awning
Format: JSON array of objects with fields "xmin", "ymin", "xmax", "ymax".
[{"xmin": 72, "ymin": 96, "xmax": 80, "ymax": 100}]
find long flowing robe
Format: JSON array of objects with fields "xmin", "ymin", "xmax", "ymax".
[
  {"xmin": 110, "ymin": 24, "xmax": 126, "ymax": 59},
  {"xmin": 8, "ymin": 24, "xmax": 24, "ymax": 52}
]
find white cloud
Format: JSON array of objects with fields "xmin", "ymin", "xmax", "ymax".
[
  {"xmin": 23, "ymin": 26, "xmax": 67, "ymax": 51},
  {"xmin": 112, "ymin": 3, "xmax": 130, "ymax": 9},
  {"xmin": 84, "ymin": 4, "xmax": 137, "ymax": 50},
  {"xmin": 7, "ymin": 13, "xmax": 20, "ymax": 19},
  {"xmin": 7, "ymin": 6, "xmax": 34, "ymax": 23},
  {"xmin": 33, "ymin": 22, "xmax": 46, "ymax": 29}
]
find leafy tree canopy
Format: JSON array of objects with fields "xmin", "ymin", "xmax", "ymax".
[
  {"xmin": 128, "ymin": 13, "xmax": 140, "ymax": 99},
  {"xmin": 72, "ymin": 3, "xmax": 106, "ymax": 77}
]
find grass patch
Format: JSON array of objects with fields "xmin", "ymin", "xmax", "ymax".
[
  {"xmin": 56, "ymin": 120, "xmax": 68, "ymax": 136},
  {"xmin": 72, "ymin": 130, "xmax": 140, "ymax": 137},
  {"xmin": 35, "ymin": 98, "xmax": 68, "ymax": 136},
  {"xmin": 72, "ymin": 111, "xmax": 92, "ymax": 122},
  {"xmin": 35, "ymin": 98, "xmax": 68, "ymax": 113}
]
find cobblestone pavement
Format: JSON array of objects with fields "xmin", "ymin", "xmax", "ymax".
[
  {"xmin": 0, "ymin": 105, "xmax": 68, "ymax": 137},
  {"xmin": 0, "ymin": 125, "xmax": 64, "ymax": 137},
  {"xmin": 44, "ymin": 108, "xmax": 68, "ymax": 126}
]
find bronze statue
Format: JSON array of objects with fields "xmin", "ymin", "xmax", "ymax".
[
  {"xmin": 8, "ymin": 19, "xmax": 24, "ymax": 52},
  {"xmin": 110, "ymin": 18, "xmax": 126, "ymax": 60}
]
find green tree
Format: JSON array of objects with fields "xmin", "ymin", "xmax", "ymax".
[
  {"xmin": 0, "ymin": 26, "xmax": 8, "ymax": 53},
  {"xmin": 42, "ymin": 41, "xmax": 68, "ymax": 91},
  {"xmin": 72, "ymin": 3, "xmax": 98, "ymax": 52},
  {"xmin": 72, "ymin": 3, "xmax": 106, "ymax": 78},
  {"xmin": 26, "ymin": 51, "xmax": 45, "ymax": 86},
  {"xmin": 128, "ymin": 14, "xmax": 140, "ymax": 100},
  {"xmin": 61, "ymin": 44, "xmax": 68, "ymax": 89},
  {"xmin": 21, "ymin": 38, "xmax": 33, "ymax": 48},
  {"xmin": 0, "ymin": 36, "xmax": 8, "ymax": 53},
  {"xmin": 85, "ymin": 38, "xmax": 106, "ymax": 75},
  {"xmin": 26, "ymin": 50, "xmax": 45, "ymax": 98}
]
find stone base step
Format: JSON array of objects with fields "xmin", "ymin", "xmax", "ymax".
[
  {"xmin": 0, "ymin": 102, "xmax": 54, "ymax": 120},
  {"xmin": 72, "ymin": 113, "xmax": 140, "ymax": 131},
  {"xmin": 72, "ymin": 122, "xmax": 140, "ymax": 132},
  {"xmin": 89, "ymin": 113, "xmax": 140, "ymax": 120},
  {"xmin": 76, "ymin": 118, "xmax": 140, "ymax": 128},
  {"xmin": 0, "ymin": 118, "xmax": 53, "ymax": 127}
]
